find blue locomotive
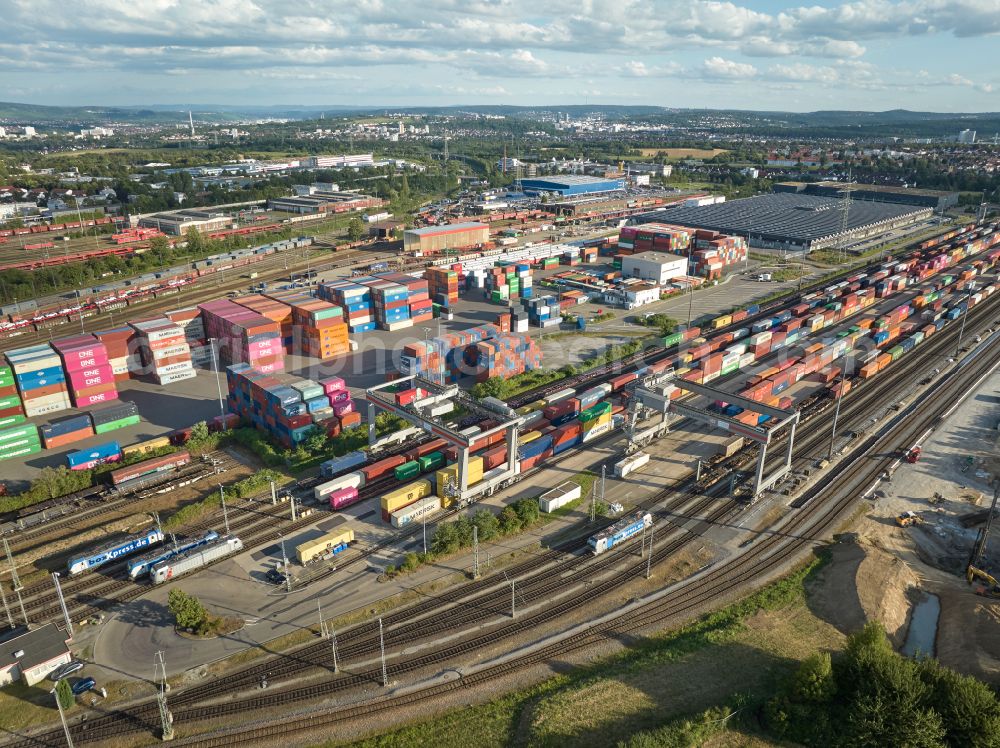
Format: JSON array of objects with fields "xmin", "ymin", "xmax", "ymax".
[
  {"xmin": 68, "ymin": 528, "xmax": 165, "ymax": 575},
  {"xmin": 126, "ymin": 530, "xmax": 220, "ymax": 580},
  {"xmin": 588, "ymin": 511, "xmax": 652, "ymax": 555}
]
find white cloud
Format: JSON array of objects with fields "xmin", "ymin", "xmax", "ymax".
[{"xmin": 702, "ymin": 56, "xmax": 758, "ymax": 79}]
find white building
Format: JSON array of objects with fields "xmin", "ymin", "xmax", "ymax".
[
  {"xmin": 0, "ymin": 624, "xmax": 72, "ymax": 687},
  {"xmin": 958, "ymin": 129, "xmax": 977, "ymax": 144},
  {"xmin": 22, "ymin": 126, "xmax": 35, "ymax": 138},
  {"xmin": 602, "ymin": 281, "xmax": 661, "ymax": 309},
  {"xmin": 621, "ymin": 252, "xmax": 688, "ymax": 286}
]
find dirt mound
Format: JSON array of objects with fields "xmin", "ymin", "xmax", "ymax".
[
  {"xmin": 934, "ymin": 587, "xmax": 1000, "ymax": 684},
  {"xmin": 808, "ymin": 538, "xmax": 918, "ymax": 644}
]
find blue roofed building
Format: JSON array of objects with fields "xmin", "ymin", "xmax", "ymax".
[{"xmin": 519, "ymin": 175, "xmax": 624, "ymax": 197}]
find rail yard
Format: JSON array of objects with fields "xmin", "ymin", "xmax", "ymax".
[{"xmin": 0, "ymin": 161, "xmax": 999, "ymax": 748}]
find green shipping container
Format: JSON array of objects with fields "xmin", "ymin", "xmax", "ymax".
[
  {"xmin": 663, "ymin": 332, "xmax": 683, "ymax": 348},
  {"xmin": 0, "ymin": 435, "xmax": 41, "ymax": 454},
  {"xmin": 721, "ymin": 361, "xmax": 739, "ymax": 376},
  {"xmin": 417, "ymin": 451, "xmax": 444, "ymax": 472},
  {"xmin": 579, "ymin": 402, "xmax": 613, "ymax": 422},
  {"xmin": 0, "ymin": 423, "xmax": 38, "ymax": 444},
  {"xmin": 0, "ymin": 395, "xmax": 22, "ymax": 410},
  {"xmin": 0, "ymin": 442, "xmax": 42, "ymax": 461},
  {"xmin": 394, "ymin": 460, "xmax": 421, "ymax": 481},
  {"xmin": 94, "ymin": 414, "xmax": 141, "ymax": 434},
  {"xmin": 0, "ymin": 414, "xmax": 26, "ymax": 429},
  {"xmin": 889, "ymin": 345, "xmax": 905, "ymax": 361}
]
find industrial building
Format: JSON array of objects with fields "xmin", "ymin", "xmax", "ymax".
[
  {"xmin": 299, "ymin": 154, "xmax": 374, "ymax": 169},
  {"xmin": 641, "ymin": 193, "xmax": 933, "ymax": 252},
  {"xmin": 403, "ymin": 222, "xmax": 490, "ymax": 254},
  {"xmin": 268, "ymin": 191, "xmax": 380, "ymax": 215},
  {"xmin": 520, "ymin": 175, "xmax": 624, "ymax": 197},
  {"xmin": 620, "ymin": 252, "xmax": 688, "ymax": 286},
  {"xmin": 137, "ymin": 209, "xmax": 233, "ymax": 236},
  {"xmin": 774, "ymin": 181, "xmax": 959, "ymax": 212}
]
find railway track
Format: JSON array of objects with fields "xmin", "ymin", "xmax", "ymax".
[
  {"xmin": 166, "ymin": 299, "xmax": 1000, "ymax": 748},
  {"xmin": 9, "ymin": 288, "xmax": 995, "ymax": 748}
]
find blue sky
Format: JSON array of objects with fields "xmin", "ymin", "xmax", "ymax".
[{"xmin": 2, "ymin": 0, "xmax": 998, "ymax": 112}]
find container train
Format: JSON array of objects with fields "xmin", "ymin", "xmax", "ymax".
[
  {"xmin": 68, "ymin": 528, "xmax": 165, "ymax": 575},
  {"xmin": 150, "ymin": 535, "xmax": 243, "ymax": 584}
]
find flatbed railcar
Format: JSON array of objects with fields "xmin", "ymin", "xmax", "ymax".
[
  {"xmin": 68, "ymin": 528, "xmax": 165, "ymax": 575},
  {"xmin": 109, "ymin": 450, "xmax": 191, "ymax": 486}
]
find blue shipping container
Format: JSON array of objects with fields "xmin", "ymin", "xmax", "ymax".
[
  {"xmin": 41, "ymin": 415, "xmax": 92, "ymax": 438},
  {"xmin": 67, "ymin": 441, "xmax": 120, "ymax": 467}
]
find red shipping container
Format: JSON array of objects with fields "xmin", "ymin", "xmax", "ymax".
[
  {"xmin": 362, "ymin": 454, "xmax": 405, "ymax": 482},
  {"xmin": 338, "ymin": 411, "xmax": 362, "ymax": 429},
  {"xmin": 42, "ymin": 428, "xmax": 93, "ymax": 449},
  {"xmin": 20, "ymin": 383, "xmax": 66, "ymax": 399},
  {"xmin": 481, "ymin": 445, "xmax": 507, "ymax": 471}
]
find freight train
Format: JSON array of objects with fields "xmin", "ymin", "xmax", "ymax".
[
  {"xmin": 150, "ymin": 535, "xmax": 243, "ymax": 584},
  {"xmin": 588, "ymin": 511, "xmax": 653, "ymax": 554},
  {"xmin": 68, "ymin": 528, "xmax": 165, "ymax": 575}
]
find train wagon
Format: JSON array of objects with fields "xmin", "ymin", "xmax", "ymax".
[
  {"xmin": 68, "ymin": 528, "xmax": 165, "ymax": 575},
  {"xmin": 295, "ymin": 528, "xmax": 354, "ymax": 564},
  {"xmin": 126, "ymin": 530, "xmax": 219, "ymax": 580},
  {"xmin": 587, "ymin": 511, "xmax": 652, "ymax": 555},
  {"xmin": 121, "ymin": 436, "xmax": 173, "ymax": 460},
  {"xmin": 150, "ymin": 536, "xmax": 243, "ymax": 584},
  {"xmin": 109, "ymin": 450, "xmax": 191, "ymax": 486}
]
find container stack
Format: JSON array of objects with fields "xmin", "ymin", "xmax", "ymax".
[
  {"xmin": 66, "ymin": 440, "xmax": 121, "ymax": 470},
  {"xmin": 578, "ymin": 401, "xmax": 613, "ymax": 443},
  {"xmin": 0, "ymin": 366, "xmax": 26, "ymax": 429},
  {"xmin": 474, "ymin": 334, "xmax": 542, "ymax": 383},
  {"xmin": 690, "ymin": 230, "xmax": 748, "ymax": 279},
  {"xmin": 356, "ymin": 277, "xmax": 411, "ymax": 331},
  {"xmin": 399, "ymin": 323, "xmax": 509, "ymax": 385},
  {"xmin": 6, "ymin": 344, "xmax": 72, "ymax": 418},
  {"xmin": 164, "ymin": 308, "xmax": 209, "ymax": 367},
  {"xmin": 521, "ymin": 295, "xmax": 561, "ymax": 328},
  {"xmin": 424, "ymin": 267, "xmax": 460, "ymax": 308},
  {"xmin": 319, "ymin": 376, "xmax": 358, "ymax": 425},
  {"xmin": 317, "ymin": 280, "xmax": 376, "ymax": 333},
  {"xmin": 93, "ymin": 327, "xmax": 134, "ymax": 381},
  {"xmin": 485, "ymin": 262, "xmax": 533, "ymax": 304},
  {"xmin": 0, "ymin": 422, "xmax": 41, "ymax": 461},
  {"xmin": 266, "ymin": 291, "xmax": 350, "ymax": 361},
  {"xmin": 89, "ymin": 401, "xmax": 140, "ymax": 435},
  {"xmin": 129, "ymin": 318, "xmax": 196, "ymax": 385},
  {"xmin": 198, "ymin": 299, "xmax": 285, "ymax": 373},
  {"xmin": 375, "ymin": 273, "xmax": 433, "ymax": 324},
  {"xmin": 235, "ymin": 294, "xmax": 294, "ymax": 352},
  {"xmin": 51, "ymin": 334, "xmax": 119, "ymax": 407},
  {"xmin": 40, "ymin": 415, "xmax": 94, "ymax": 449},
  {"xmin": 618, "ymin": 223, "xmax": 692, "ymax": 253}
]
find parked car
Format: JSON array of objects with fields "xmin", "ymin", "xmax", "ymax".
[
  {"xmin": 71, "ymin": 677, "xmax": 96, "ymax": 695},
  {"xmin": 48, "ymin": 661, "xmax": 84, "ymax": 681}
]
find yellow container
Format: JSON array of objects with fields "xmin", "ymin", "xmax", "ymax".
[
  {"xmin": 380, "ymin": 480, "xmax": 433, "ymax": 514},
  {"xmin": 519, "ymin": 431, "xmax": 541, "ymax": 444},
  {"xmin": 435, "ymin": 456, "xmax": 484, "ymax": 494},
  {"xmin": 582, "ymin": 412, "xmax": 611, "ymax": 431},
  {"xmin": 712, "ymin": 315, "xmax": 732, "ymax": 329},
  {"xmin": 295, "ymin": 527, "xmax": 355, "ymax": 564},
  {"xmin": 122, "ymin": 435, "xmax": 172, "ymax": 459},
  {"xmin": 515, "ymin": 405, "xmax": 535, "ymax": 416}
]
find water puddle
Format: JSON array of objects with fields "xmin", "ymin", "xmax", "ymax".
[{"xmin": 902, "ymin": 591, "xmax": 940, "ymax": 659}]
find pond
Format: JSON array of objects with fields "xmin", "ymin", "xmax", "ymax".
[{"xmin": 902, "ymin": 592, "xmax": 940, "ymax": 659}]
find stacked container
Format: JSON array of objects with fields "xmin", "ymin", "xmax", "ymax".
[
  {"xmin": 0, "ymin": 366, "xmax": 26, "ymax": 429},
  {"xmin": 484, "ymin": 262, "xmax": 533, "ymax": 304},
  {"xmin": 234, "ymin": 294, "xmax": 294, "ymax": 352},
  {"xmin": 357, "ymin": 277, "xmax": 411, "ymax": 331},
  {"xmin": 521, "ymin": 294, "xmax": 561, "ymax": 328},
  {"xmin": 424, "ymin": 267, "xmax": 460, "ymax": 308},
  {"xmin": 89, "ymin": 401, "xmax": 140, "ymax": 435},
  {"xmin": 66, "ymin": 440, "xmax": 121, "ymax": 470},
  {"xmin": 375, "ymin": 273, "xmax": 433, "ymax": 324},
  {"xmin": 164, "ymin": 308, "xmax": 209, "ymax": 367},
  {"xmin": 618, "ymin": 223, "xmax": 692, "ymax": 252},
  {"xmin": 94, "ymin": 327, "xmax": 133, "ymax": 381},
  {"xmin": 6, "ymin": 344, "xmax": 72, "ymax": 418},
  {"xmin": 474, "ymin": 335, "xmax": 542, "ymax": 383},
  {"xmin": 265, "ymin": 291, "xmax": 349, "ymax": 361},
  {"xmin": 40, "ymin": 414, "xmax": 94, "ymax": 449},
  {"xmin": 317, "ymin": 279, "xmax": 376, "ymax": 333},
  {"xmin": 129, "ymin": 318, "xmax": 196, "ymax": 384},
  {"xmin": 51, "ymin": 334, "xmax": 119, "ymax": 407},
  {"xmin": 0, "ymin": 422, "xmax": 41, "ymax": 461},
  {"xmin": 198, "ymin": 299, "xmax": 285, "ymax": 373}
]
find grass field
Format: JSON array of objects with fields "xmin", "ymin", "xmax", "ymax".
[
  {"xmin": 637, "ymin": 148, "xmax": 729, "ymax": 160},
  {"xmin": 324, "ymin": 550, "xmax": 843, "ymax": 748}
]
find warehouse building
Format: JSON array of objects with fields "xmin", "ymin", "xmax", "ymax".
[
  {"xmin": 299, "ymin": 154, "xmax": 374, "ymax": 169},
  {"xmin": 640, "ymin": 193, "xmax": 932, "ymax": 252},
  {"xmin": 268, "ymin": 191, "xmax": 380, "ymax": 215},
  {"xmin": 774, "ymin": 181, "xmax": 959, "ymax": 212},
  {"xmin": 137, "ymin": 209, "xmax": 233, "ymax": 236},
  {"xmin": 520, "ymin": 175, "xmax": 624, "ymax": 197},
  {"xmin": 403, "ymin": 222, "xmax": 490, "ymax": 254},
  {"xmin": 621, "ymin": 252, "xmax": 688, "ymax": 286},
  {"xmin": 0, "ymin": 624, "xmax": 72, "ymax": 686}
]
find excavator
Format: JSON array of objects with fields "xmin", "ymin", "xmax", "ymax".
[
  {"xmin": 966, "ymin": 565, "xmax": 1000, "ymax": 598},
  {"xmin": 966, "ymin": 483, "xmax": 1000, "ymax": 598}
]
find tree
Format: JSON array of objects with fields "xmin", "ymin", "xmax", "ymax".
[
  {"xmin": 498, "ymin": 506, "xmax": 522, "ymax": 535},
  {"xmin": 347, "ymin": 218, "xmax": 365, "ymax": 242},
  {"xmin": 188, "ymin": 420, "xmax": 210, "ymax": 447},
  {"xmin": 55, "ymin": 677, "xmax": 74, "ymax": 710},
  {"xmin": 471, "ymin": 508, "xmax": 500, "ymax": 542},
  {"xmin": 792, "ymin": 652, "xmax": 836, "ymax": 703},
  {"xmin": 185, "ymin": 226, "xmax": 204, "ymax": 253},
  {"xmin": 149, "ymin": 234, "xmax": 170, "ymax": 266},
  {"xmin": 304, "ymin": 426, "xmax": 328, "ymax": 454},
  {"xmin": 431, "ymin": 522, "xmax": 460, "ymax": 555},
  {"xmin": 513, "ymin": 498, "xmax": 539, "ymax": 528},
  {"xmin": 167, "ymin": 589, "xmax": 207, "ymax": 631}
]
